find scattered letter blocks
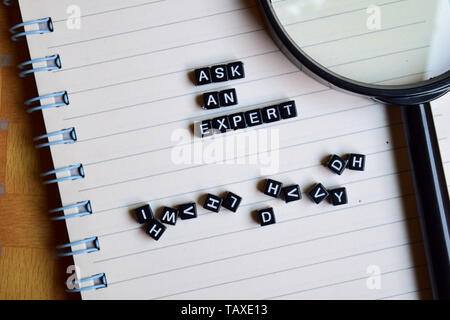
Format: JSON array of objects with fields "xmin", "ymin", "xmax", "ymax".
[
  {"xmin": 308, "ymin": 183, "xmax": 329, "ymax": 204},
  {"xmin": 221, "ymin": 192, "xmax": 242, "ymax": 212},
  {"xmin": 347, "ymin": 153, "xmax": 366, "ymax": 171},
  {"xmin": 160, "ymin": 207, "xmax": 179, "ymax": 226},
  {"xmin": 179, "ymin": 203, "xmax": 198, "ymax": 220},
  {"xmin": 329, "ymin": 188, "xmax": 348, "ymax": 206},
  {"xmin": 203, "ymin": 194, "xmax": 223, "ymax": 213},
  {"xmin": 327, "ymin": 154, "xmax": 347, "ymax": 175},
  {"xmin": 263, "ymin": 179, "xmax": 283, "ymax": 198},
  {"xmin": 282, "ymin": 185, "xmax": 302, "ymax": 203},
  {"xmin": 134, "ymin": 204, "xmax": 154, "ymax": 224},
  {"xmin": 146, "ymin": 220, "xmax": 167, "ymax": 241},
  {"xmin": 258, "ymin": 208, "xmax": 276, "ymax": 226}
]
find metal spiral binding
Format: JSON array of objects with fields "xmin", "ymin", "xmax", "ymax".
[
  {"xmin": 41, "ymin": 164, "xmax": 85, "ymax": 185},
  {"xmin": 18, "ymin": 54, "xmax": 61, "ymax": 78},
  {"xmin": 33, "ymin": 127, "xmax": 77, "ymax": 149},
  {"xmin": 49, "ymin": 200, "xmax": 93, "ymax": 221},
  {"xmin": 25, "ymin": 91, "xmax": 70, "ymax": 113},
  {"xmin": 56, "ymin": 237, "xmax": 100, "ymax": 257},
  {"xmin": 6, "ymin": 4, "xmax": 106, "ymax": 294},
  {"xmin": 67, "ymin": 273, "xmax": 107, "ymax": 293},
  {"xmin": 9, "ymin": 17, "xmax": 53, "ymax": 41}
]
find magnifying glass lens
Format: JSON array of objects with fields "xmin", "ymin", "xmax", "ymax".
[{"xmin": 272, "ymin": 0, "xmax": 450, "ymax": 86}]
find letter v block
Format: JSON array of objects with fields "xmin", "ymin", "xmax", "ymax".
[
  {"xmin": 308, "ymin": 183, "xmax": 329, "ymax": 204},
  {"xmin": 178, "ymin": 203, "xmax": 198, "ymax": 220},
  {"xmin": 282, "ymin": 185, "xmax": 302, "ymax": 203}
]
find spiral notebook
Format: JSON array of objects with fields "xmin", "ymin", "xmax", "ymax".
[{"xmin": 9, "ymin": 0, "xmax": 450, "ymax": 299}]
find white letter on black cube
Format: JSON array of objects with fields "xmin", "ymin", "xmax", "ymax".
[
  {"xmin": 161, "ymin": 206, "xmax": 179, "ymax": 225},
  {"xmin": 327, "ymin": 154, "xmax": 347, "ymax": 175},
  {"xmin": 194, "ymin": 67, "xmax": 212, "ymax": 86},
  {"xmin": 329, "ymin": 187, "xmax": 348, "ymax": 206},
  {"xmin": 199, "ymin": 119, "xmax": 213, "ymax": 137},
  {"xmin": 221, "ymin": 191, "xmax": 242, "ymax": 212},
  {"xmin": 219, "ymin": 89, "xmax": 238, "ymax": 107},
  {"xmin": 244, "ymin": 109, "xmax": 263, "ymax": 127},
  {"xmin": 308, "ymin": 183, "xmax": 329, "ymax": 204},
  {"xmin": 211, "ymin": 65, "xmax": 228, "ymax": 83},
  {"xmin": 282, "ymin": 185, "xmax": 302, "ymax": 203},
  {"xmin": 203, "ymin": 193, "xmax": 222, "ymax": 213},
  {"xmin": 262, "ymin": 105, "xmax": 281, "ymax": 123},
  {"xmin": 278, "ymin": 101, "xmax": 297, "ymax": 119},
  {"xmin": 212, "ymin": 116, "xmax": 230, "ymax": 133},
  {"xmin": 179, "ymin": 203, "xmax": 197, "ymax": 220},
  {"xmin": 134, "ymin": 204, "xmax": 154, "ymax": 224},
  {"xmin": 146, "ymin": 220, "xmax": 167, "ymax": 240},
  {"xmin": 258, "ymin": 207, "xmax": 276, "ymax": 226},
  {"xmin": 227, "ymin": 61, "xmax": 245, "ymax": 80},
  {"xmin": 263, "ymin": 179, "xmax": 283, "ymax": 198},
  {"xmin": 202, "ymin": 92, "xmax": 220, "ymax": 109},
  {"xmin": 228, "ymin": 112, "xmax": 247, "ymax": 130},
  {"xmin": 347, "ymin": 153, "xmax": 366, "ymax": 171}
]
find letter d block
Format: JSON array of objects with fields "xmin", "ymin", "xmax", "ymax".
[
  {"xmin": 327, "ymin": 154, "xmax": 347, "ymax": 175},
  {"xmin": 258, "ymin": 207, "xmax": 276, "ymax": 226}
]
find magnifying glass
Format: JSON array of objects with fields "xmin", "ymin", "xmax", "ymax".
[{"xmin": 259, "ymin": 0, "xmax": 450, "ymax": 299}]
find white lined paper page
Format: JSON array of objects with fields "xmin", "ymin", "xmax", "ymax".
[{"xmin": 17, "ymin": 0, "xmax": 438, "ymax": 299}]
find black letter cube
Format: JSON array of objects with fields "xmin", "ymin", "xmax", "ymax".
[
  {"xmin": 178, "ymin": 203, "xmax": 197, "ymax": 220},
  {"xmin": 327, "ymin": 154, "xmax": 347, "ymax": 175},
  {"xmin": 347, "ymin": 153, "xmax": 366, "ymax": 171},
  {"xmin": 228, "ymin": 112, "xmax": 247, "ymax": 130},
  {"xmin": 329, "ymin": 187, "xmax": 348, "ymax": 206},
  {"xmin": 278, "ymin": 101, "xmax": 297, "ymax": 119},
  {"xmin": 212, "ymin": 116, "xmax": 230, "ymax": 133},
  {"xmin": 282, "ymin": 185, "xmax": 302, "ymax": 203},
  {"xmin": 202, "ymin": 91, "xmax": 220, "ymax": 109},
  {"xmin": 203, "ymin": 193, "xmax": 222, "ymax": 213},
  {"xmin": 258, "ymin": 208, "xmax": 276, "ymax": 226},
  {"xmin": 146, "ymin": 219, "xmax": 167, "ymax": 241},
  {"xmin": 262, "ymin": 105, "xmax": 281, "ymax": 123},
  {"xmin": 198, "ymin": 119, "xmax": 213, "ymax": 137},
  {"xmin": 194, "ymin": 67, "xmax": 212, "ymax": 86},
  {"xmin": 211, "ymin": 65, "xmax": 228, "ymax": 82},
  {"xmin": 227, "ymin": 61, "xmax": 245, "ymax": 80},
  {"xmin": 244, "ymin": 109, "xmax": 263, "ymax": 127},
  {"xmin": 219, "ymin": 89, "xmax": 238, "ymax": 107},
  {"xmin": 221, "ymin": 191, "xmax": 242, "ymax": 212},
  {"xmin": 134, "ymin": 204, "xmax": 154, "ymax": 224},
  {"xmin": 308, "ymin": 183, "xmax": 329, "ymax": 204},
  {"xmin": 160, "ymin": 206, "xmax": 179, "ymax": 225},
  {"xmin": 263, "ymin": 179, "xmax": 283, "ymax": 198}
]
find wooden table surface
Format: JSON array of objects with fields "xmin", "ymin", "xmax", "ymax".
[{"xmin": 0, "ymin": 5, "xmax": 79, "ymax": 300}]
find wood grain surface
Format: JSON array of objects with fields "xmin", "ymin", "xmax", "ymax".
[{"xmin": 0, "ymin": 4, "xmax": 78, "ymax": 300}]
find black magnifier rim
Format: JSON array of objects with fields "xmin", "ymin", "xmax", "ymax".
[{"xmin": 259, "ymin": 0, "xmax": 450, "ymax": 105}]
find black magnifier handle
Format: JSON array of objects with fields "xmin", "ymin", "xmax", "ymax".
[{"xmin": 401, "ymin": 103, "xmax": 450, "ymax": 299}]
